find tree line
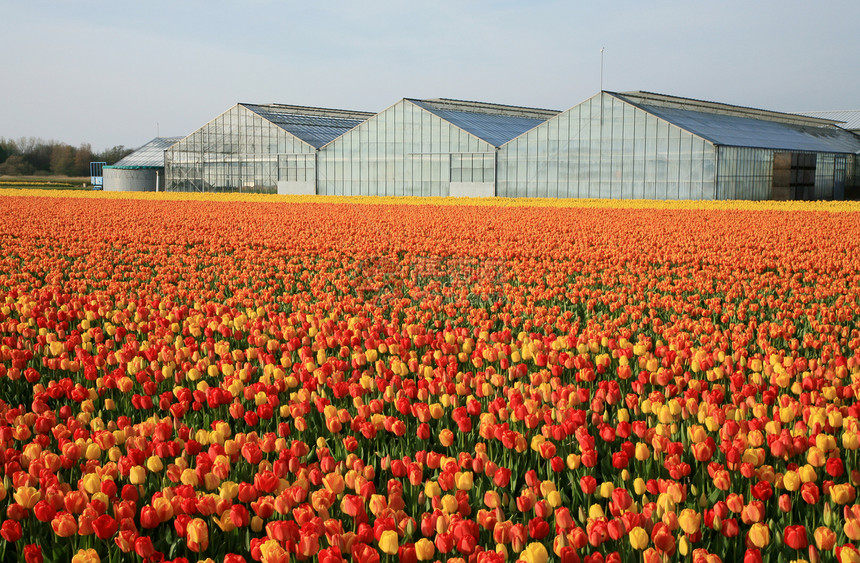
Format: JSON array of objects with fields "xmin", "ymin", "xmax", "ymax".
[{"xmin": 0, "ymin": 138, "xmax": 135, "ymax": 177}]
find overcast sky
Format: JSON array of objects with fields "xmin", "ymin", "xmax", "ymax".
[{"xmin": 4, "ymin": 0, "xmax": 858, "ymax": 151}]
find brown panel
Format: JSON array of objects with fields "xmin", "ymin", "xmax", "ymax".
[
  {"xmin": 773, "ymin": 152, "xmax": 792, "ymax": 169},
  {"xmin": 771, "ymin": 186, "xmax": 791, "ymax": 200},
  {"xmin": 773, "ymin": 169, "xmax": 791, "ymax": 186}
]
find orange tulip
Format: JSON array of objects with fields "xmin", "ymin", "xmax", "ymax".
[{"xmin": 186, "ymin": 518, "xmax": 209, "ymax": 553}]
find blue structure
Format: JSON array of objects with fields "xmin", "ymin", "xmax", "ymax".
[{"xmin": 89, "ymin": 162, "xmax": 105, "ymax": 190}]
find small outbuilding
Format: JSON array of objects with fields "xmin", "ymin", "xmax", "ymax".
[{"xmin": 103, "ymin": 137, "xmax": 182, "ymax": 192}]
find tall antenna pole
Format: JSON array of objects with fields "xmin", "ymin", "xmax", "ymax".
[{"xmin": 600, "ymin": 47, "xmax": 605, "ymax": 92}]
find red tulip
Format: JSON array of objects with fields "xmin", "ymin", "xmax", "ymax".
[
  {"xmin": 33, "ymin": 500, "xmax": 56, "ymax": 523},
  {"xmin": 1, "ymin": 520, "xmax": 22, "ymax": 542},
  {"xmin": 134, "ymin": 536, "xmax": 155, "ymax": 558},
  {"xmin": 23, "ymin": 544, "xmax": 43, "ymax": 563},
  {"xmin": 92, "ymin": 514, "xmax": 118, "ymax": 540},
  {"xmin": 744, "ymin": 548, "xmax": 763, "ymax": 563},
  {"xmin": 784, "ymin": 525, "xmax": 809, "ymax": 550},
  {"xmin": 319, "ymin": 546, "xmax": 346, "ymax": 563},
  {"xmin": 651, "ymin": 523, "xmax": 676, "ymax": 555},
  {"xmin": 580, "ymin": 476, "xmax": 597, "ymax": 495},
  {"xmin": 528, "ymin": 517, "xmax": 550, "ymax": 540}
]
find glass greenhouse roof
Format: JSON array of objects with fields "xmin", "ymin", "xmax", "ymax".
[
  {"xmin": 242, "ymin": 104, "xmax": 374, "ymax": 148},
  {"xmin": 106, "ymin": 137, "xmax": 182, "ymax": 169},
  {"xmin": 796, "ymin": 110, "xmax": 860, "ymax": 131},
  {"xmin": 614, "ymin": 93, "xmax": 860, "ymax": 154},
  {"xmin": 409, "ymin": 99, "xmax": 558, "ymax": 148}
]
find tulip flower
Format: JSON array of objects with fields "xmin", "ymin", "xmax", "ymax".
[
  {"xmin": 520, "ymin": 542, "xmax": 549, "ymax": 563},
  {"xmin": 378, "ymin": 529, "xmax": 399, "ymax": 555},
  {"xmin": 0, "ymin": 520, "xmax": 22, "ymax": 543},
  {"xmin": 630, "ymin": 526, "xmax": 649, "ymax": 550},
  {"xmin": 51, "ymin": 512, "xmax": 78, "ymax": 537},
  {"xmin": 415, "ymin": 537, "xmax": 435, "ymax": 561},
  {"xmin": 22, "ymin": 544, "xmax": 43, "ymax": 563},
  {"xmin": 838, "ymin": 545, "xmax": 860, "ymax": 563},
  {"xmin": 679, "ymin": 508, "xmax": 701, "ymax": 536},
  {"xmin": 748, "ymin": 523, "xmax": 770, "ymax": 548},
  {"xmin": 814, "ymin": 527, "xmax": 837, "ymax": 550},
  {"xmin": 3, "ymin": 189, "xmax": 860, "ymax": 562},
  {"xmin": 744, "ymin": 548, "xmax": 763, "ymax": 563},
  {"xmin": 186, "ymin": 518, "xmax": 209, "ymax": 552},
  {"xmin": 13, "ymin": 487, "xmax": 40, "ymax": 510}
]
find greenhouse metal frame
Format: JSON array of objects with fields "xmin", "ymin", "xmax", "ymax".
[{"xmin": 164, "ymin": 92, "xmax": 860, "ymax": 200}]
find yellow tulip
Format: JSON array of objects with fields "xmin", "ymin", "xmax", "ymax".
[
  {"xmin": 629, "ymin": 526, "xmax": 649, "ymax": 550},
  {"xmin": 783, "ymin": 470, "xmax": 800, "ymax": 491},
  {"xmin": 748, "ymin": 522, "xmax": 770, "ymax": 548},
  {"xmin": 13, "ymin": 486, "xmax": 41, "ymax": 510},
  {"xmin": 678, "ymin": 508, "xmax": 701, "ymax": 535},
  {"xmin": 378, "ymin": 529, "xmax": 399, "ymax": 555},
  {"xmin": 415, "ymin": 538, "xmax": 435, "ymax": 561},
  {"xmin": 129, "ymin": 466, "xmax": 146, "ymax": 485},
  {"xmin": 71, "ymin": 548, "xmax": 101, "ymax": 563},
  {"xmin": 455, "ymin": 471, "xmax": 474, "ymax": 491},
  {"xmin": 520, "ymin": 542, "xmax": 549, "ymax": 563}
]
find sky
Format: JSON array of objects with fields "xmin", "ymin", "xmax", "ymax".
[{"xmin": 3, "ymin": 0, "xmax": 859, "ymax": 151}]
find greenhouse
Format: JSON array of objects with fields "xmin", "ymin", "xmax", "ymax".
[
  {"xmin": 498, "ymin": 91, "xmax": 860, "ymax": 200},
  {"xmin": 164, "ymin": 103, "xmax": 374, "ymax": 193},
  {"xmin": 317, "ymin": 98, "xmax": 559, "ymax": 197},
  {"xmin": 164, "ymin": 92, "xmax": 860, "ymax": 200}
]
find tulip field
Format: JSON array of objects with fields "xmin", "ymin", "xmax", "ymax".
[{"xmin": 2, "ymin": 190, "xmax": 860, "ymax": 563}]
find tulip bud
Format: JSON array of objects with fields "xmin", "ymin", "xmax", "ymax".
[
  {"xmin": 823, "ymin": 503, "xmax": 833, "ymax": 527},
  {"xmin": 771, "ymin": 525, "xmax": 782, "ymax": 547}
]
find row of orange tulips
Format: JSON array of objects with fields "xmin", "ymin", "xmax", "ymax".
[{"xmin": 0, "ymin": 193, "xmax": 858, "ymax": 562}]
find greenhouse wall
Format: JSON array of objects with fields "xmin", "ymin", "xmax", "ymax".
[
  {"xmin": 715, "ymin": 148, "xmax": 853, "ymax": 200},
  {"xmin": 317, "ymin": 100, "xmax": 496, "ymax": 197},
  {"xmin": 714, "ymin": 147, "xmax": 774, "ymax": 200},
  {"xmin": 165, "ymin": 105, "xmax": 315, "ymax": 193},
  {"xmin": 497, "ymin": 93, "xmax": 718, "ymax": 200},
  {"xmin": 815, "ymin": 154, "xmax": 836, "ymax": 200}
]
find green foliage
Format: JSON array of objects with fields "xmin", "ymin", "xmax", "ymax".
[
  {"xmin": 97, "ymin": 144, "xmax": 135, "ymax": 165},
  {"xmin": 0, "ymin": 137, "xmax": 135, "ymax": 177},
  {"xmin": 0, "ymin": 155, "xmax": 35, "ymax": 175}
]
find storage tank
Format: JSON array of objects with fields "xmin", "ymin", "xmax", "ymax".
[{"xmin": 103, "ymin": 137, "xmax": 181, "ymax": 192}]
